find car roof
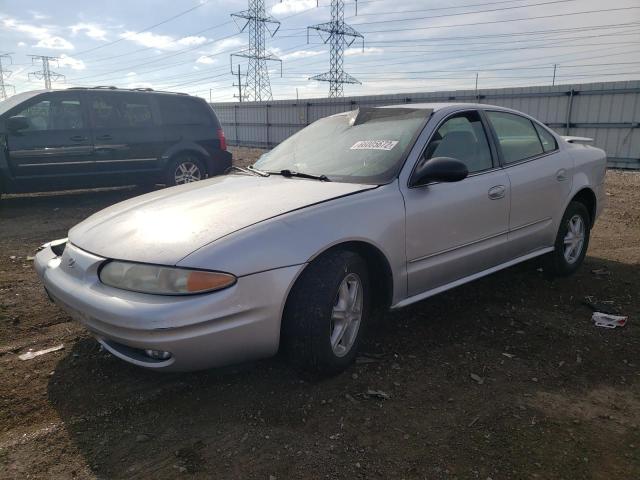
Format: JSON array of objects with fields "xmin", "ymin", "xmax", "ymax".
[{"xmin": 381, "ymin": 102, "xmax": 516, "ymax": 113}]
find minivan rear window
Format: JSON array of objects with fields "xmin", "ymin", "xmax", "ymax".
[{"xmin": 157, "ymin": 96, "xmax": 213, "ymax": 126}]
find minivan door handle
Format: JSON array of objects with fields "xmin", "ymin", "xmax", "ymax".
[
  {"xmin": 488, "ymin": 185, "xmax": 506, "ymax": 200},
  {"xmin": 96, "ymin": 134, "xmax": 113, "ymax": 141},
  {"xmin": 70, "ymin": 135, "xmax": 87, "ymax": 142}
]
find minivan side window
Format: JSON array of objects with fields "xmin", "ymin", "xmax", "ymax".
[
  {"xmin": 422, "ymin": 110, "xmax": 493, "ymax": 174},
  {"xmin": 486, "ymin": 111, "xmax": 544, "ymax": 164},
  {"xmin": 157, "ymin": 96, "xmax": 213, "ymax": 126},
  {"xmin": 16, "ymin": 98, "xmax": 84, "ymax": 131},
  {"xmin": 91, "ymin": 95, "xmax": 154, "ymax": 129},
  {"xmin": 533, "ymin": 123, "xmax": 558, "ymax": 152}
]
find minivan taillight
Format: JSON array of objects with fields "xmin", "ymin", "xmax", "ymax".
[{"xmin": 217, "ymin": 128, "xmax": 227, "ymax": 151}]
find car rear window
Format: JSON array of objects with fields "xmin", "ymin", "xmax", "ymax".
[{"xmin": 157, "ymin": 96, "xmax": 214, "ymax": 126}]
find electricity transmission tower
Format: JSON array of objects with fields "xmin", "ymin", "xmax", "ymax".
[
  {"xmin": 28, "ymin": 55, "xmax": 65, "ymax": 89},
  {"xmin": 308, "ymin": 0, "xmax": 364, "ymax": 98},
  {"xmin": 230, "ymin": 0, "xmax": 282, "ymax": 102},
  {"xmin": 0, "ymin": 53, "xmax": 15, "ymax": 100}
]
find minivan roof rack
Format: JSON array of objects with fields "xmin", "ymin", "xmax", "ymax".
[{"xmin": 66, "ymin": 86, "xmax": 189, "ymax": 95}]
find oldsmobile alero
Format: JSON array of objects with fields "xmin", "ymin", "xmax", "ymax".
[{"xmin": 34, "ymin": 103, "xmax": 607, "ymax": 374}]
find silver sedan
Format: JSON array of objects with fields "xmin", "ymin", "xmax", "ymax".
[{"xmin": 35, "ymin": 103, "xmax": 607, "ymax": 374}]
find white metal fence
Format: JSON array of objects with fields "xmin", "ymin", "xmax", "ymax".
[{"xmin": 211, "ymin": 80, "xmax": 640, "ymax": 169}]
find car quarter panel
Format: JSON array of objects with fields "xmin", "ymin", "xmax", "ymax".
[
  {"xmin": 564, "ymin": 143, "xmax": 607, "ymax": 222},
  {"xmin": 177, "ymin": 181, "xmax": 408, "ymax": 305}
]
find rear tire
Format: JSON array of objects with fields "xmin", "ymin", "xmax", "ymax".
[
  {"xmin": 166, "ymin": 154, "xmax": 206, "ymax": 186},
  {"xmin": 282, "ymin": 250, "xmax": 370, "ymax": 375},
  {"xmin": 544, "ymin": 201, "xmax": 591, "ymax": 277}
]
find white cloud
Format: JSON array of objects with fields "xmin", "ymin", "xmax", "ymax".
[
  {"xmin": 196, "ymin": 56, "xmax": 217, "ymax": 65},
  {"xmin": 126, "ymin": 71, "xmax": 137, "ymax": 77},
  {"xmin": 58, "ymin": 54, "xmax": 86, "ymax": 70},
  {"xmin": 2, "ymin": 16, "xmax": 74, "ymax": 50},
  {"xmin": 17, "ymin": 41, "xmax": 26, "ymax": 47},
  {"xmin": 205, "ymin": 37, "xmax": 245, "ymax": 55},
  {"xmin": 35, "ymin": 36, "xmax": 74, "ymax": 50},
  {"xmin": 280, "ymin": 49, "xmax": 325, "ymax": 61},
  {"xmin": 345, "ymin": 47, "xmax": 384, "ymax": 56},
  {"xmin": 127, "ymin": 81, "xmax": 154, "ymax": 89},
  {"xmin": 70, "ymin": 22, "xmax": 107, "ymax": 41},
  {"xmin": 121, "ymin": 31, "xmax": 207, "ymax": 50},
  {"xmin": 272, "ymin": 0, "xmax": 316, "ymax": 15}
]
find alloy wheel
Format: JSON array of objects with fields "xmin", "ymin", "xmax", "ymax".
[
  {"xmin": 563, "ymin": 214, "xmax": 586, "ymax": 264},
  {"xmin": 330, "ymin": 273, "xmax": 363, "ymax": 357},
  {"xmin": 174, "ymin": 161, "xmax": 202, "ymax": 184}
]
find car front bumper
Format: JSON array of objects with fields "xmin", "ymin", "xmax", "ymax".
[{"xmin": 35, "ymin": 242, "xmax": 304, "ymax": 371}]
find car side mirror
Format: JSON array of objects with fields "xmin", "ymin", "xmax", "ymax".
[
  {"xmin": 410, "ymin": 156, "xmax": 469, "ymax": 187},
  {"xmin": 7, "ymin": 116, "xmax": 30, "ymax": 133}
]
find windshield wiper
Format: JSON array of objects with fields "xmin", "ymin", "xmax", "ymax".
[
  {"xmin": 272, "ymin": 169, "xmax": 331, "ymax": 182},
  {"xmin": 228, "ymin": 165, "xmax": 270, "ymax": 177}
]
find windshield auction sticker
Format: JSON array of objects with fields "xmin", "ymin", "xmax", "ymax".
[{"xmin": 350, "ymin": 140, "xmax": 399, "ymax": 151}]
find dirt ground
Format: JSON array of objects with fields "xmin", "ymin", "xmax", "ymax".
[{"xmin": 0, "ymin": 148, "xmax": 639, "ymax": 479}]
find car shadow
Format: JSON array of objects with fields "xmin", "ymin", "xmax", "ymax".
[{"xmin": 46, "ymin": 254, "xmax": 639, "ymax": 478}]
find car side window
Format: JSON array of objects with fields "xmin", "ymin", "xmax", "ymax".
[
  {"xmin": 16, "ymin": 98, "xmax": 84, "ymax": 131},
  {"xmin": 533, "ymin": 122, "xmax": 558, "ymax": 152},
  {"xmin": 421, "ymin": 111, "xmax": 493, "ymax": 174},
  {"xmin": 91, "ymin": 94, "xmax": 155, "ymax": 129},
  {"xmin": 486, "ymin": 111, "xmax": 544, "ymax": 164},
  {"xmin": 157, "ymin": 96, "xmax": 213, "ymax": 126}
]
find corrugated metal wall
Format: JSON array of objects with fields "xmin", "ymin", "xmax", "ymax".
[{"xmin": 211, "ymin": 80, "xmax": 640, "ymax": 169}]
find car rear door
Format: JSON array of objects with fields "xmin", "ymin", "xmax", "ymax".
[
  {"xmin": 5, "ymin": 91, "xmax": 94, "ymax": 187},
  {"xmin": 89, "ymin": 91, "xmax": 163, "ymax": 180},
  {"xmin": 484, "ymin": 110, "xmax": 573, "ymax": 259},
  {"xmin": 401, "ymin": 109, "xmax": 512, "ymax": 297}
]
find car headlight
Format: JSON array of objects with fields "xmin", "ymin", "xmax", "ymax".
[{"xmin": 99, "ymin": 261, "xmax": 236, "ymax": 295}]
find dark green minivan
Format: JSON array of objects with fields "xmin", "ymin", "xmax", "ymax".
[{"xmin": 0, "ymin": 87, "xmax": 231, "ymax": 195}]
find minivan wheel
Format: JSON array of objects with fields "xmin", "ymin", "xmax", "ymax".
[
  {"xmin": 544, "ymin": 201, "xmax": 591, "ymax": 277},
  {"xmin": 282, "ymin": 250, "xmax": 370, "ymax": 375},
  {"xmin": 167, "ymin": 155, "xmax": 206, "ymax": 186}
]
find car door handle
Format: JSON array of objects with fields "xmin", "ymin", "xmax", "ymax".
[
  {"xmin": 488, "ymin": 185, "xmax": 506, "ymax": 200},
  {"xmin": 556, "ymin": 168, "xmax": 568, "ymax": 182},
  {"xmin": 96, "ymin": 134, "xmax": 113, "ymax": 141},
  {"xmin": 489, "ymin": 185, "xmax": 507, "ymax": 200},
  {"xmin": 70, "ymin": 135, "xmax": 87, "ymax": 142}
]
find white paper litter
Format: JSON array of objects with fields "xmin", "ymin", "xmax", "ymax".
[
  {"xmin": 592, "ymin": 312, "xmax": 628, "ymax": 329},
  {"xmin": 18, "ymin": 344, "xmax": 64, "ymax": 361}
]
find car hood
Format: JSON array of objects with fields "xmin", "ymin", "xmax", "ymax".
[{"xmin": 69, "ymin": 174, "xmax": 374, "ymax": 265}]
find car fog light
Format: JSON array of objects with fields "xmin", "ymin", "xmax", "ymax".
[{"xmin": 144, "ymin": 349, "xmax": 172, "ymax": 360}]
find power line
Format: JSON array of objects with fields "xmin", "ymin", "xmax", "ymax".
[
  {"xmin": 28, "ymin": 55, "xmax": 65, "ymax": 89},
  {"xmin": 73, "ymin": 1, "xmax": 212, "ymax": 56},
  {"xmin": 0, "ymin": 53, "xmax": 15, "ymax": 100},
  {"xmin": 308, "ymin": 0, "xmax": 364, "ymax": 97}
]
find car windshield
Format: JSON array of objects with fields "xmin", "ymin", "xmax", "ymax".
[{"xmin": 253, "ymin": 107, "xmax": 431, "ymax": 184}]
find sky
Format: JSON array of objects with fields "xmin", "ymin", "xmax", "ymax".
[{"xmin": 1, "ymin": 0, "xmax": 639, "ymax": 102}]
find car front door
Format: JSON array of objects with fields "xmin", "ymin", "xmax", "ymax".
[
  {"xmin": 401, "ymin": 110, "xmax": 511, "ymax": 298},
  {"xmin": 5, "ymin": 92, "xmax": 93, "ymax": 189},
  {"xmin": 484, "ymin": 111, "xmax": 573, "ymax": 259},
  {"xmin": 89, "ymin": 92, "xmax": 163, "ymax": 182}
]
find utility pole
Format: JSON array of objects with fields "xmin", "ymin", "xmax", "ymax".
[
  {"xmin": 230, "ymin": 0, "xmax": 282, "ymax": 102},
  {"xmin": 308, "ymin": 0, "xmax": 364, "ymax": 98},
  {"xmin": 0, "ymin": 53, "xmax": 15, "ymax": 100},
  {"xmin": 475, "ymin": 72, "xmax": 479, "ymax": 101},
  {"xmin": 28, "ymin": 55, "xmax": 65, "ymax": 89},
  {"xmin": 552, "ymin": 64, "xmax": 557, "ymax": 86},
  {"xmin": 232, "ymin": 64, "xmax": 243, "ymax": 102}
]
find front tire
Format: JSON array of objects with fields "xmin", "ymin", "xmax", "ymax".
[
  {"xmin": 166, "ymin": 155, "xmax": 206, "ymax": 186},
  {"xmin": 544, "ymin": 201, "xmax": 591, "ymax": 277},
  {"xmin": 282, "ymin": 250, "xmax": 370, "ymax": 375}
]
